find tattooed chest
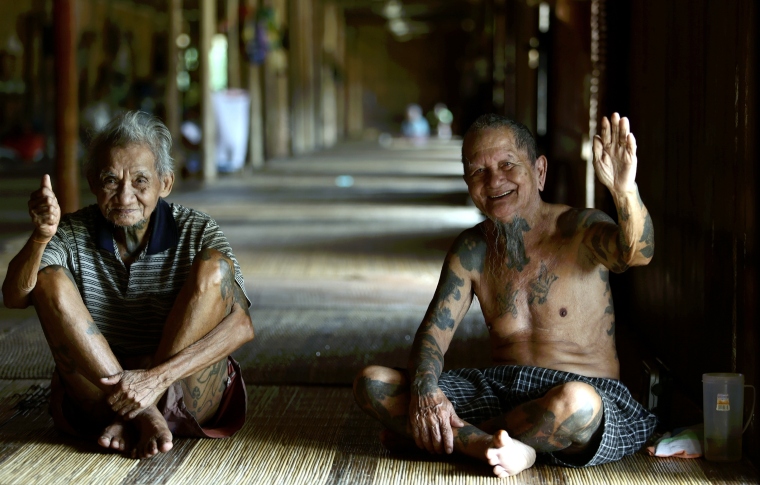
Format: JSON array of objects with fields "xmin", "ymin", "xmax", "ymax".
[{"xmin": 479, "ymin": 262, "xmax": 611, "ymax": 338}]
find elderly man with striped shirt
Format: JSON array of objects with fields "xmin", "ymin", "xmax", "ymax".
[{"xmin": 2, "ymin": 112, "xmax": 254, "ymax": 459}]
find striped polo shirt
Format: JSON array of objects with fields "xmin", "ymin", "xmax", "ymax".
[{"xmin": 40, "ymin": 199, "xmax": 250, "ymax": 356}]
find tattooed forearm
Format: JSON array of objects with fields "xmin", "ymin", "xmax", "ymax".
[
  {"xmin": 639, "ymin": 212, "xmax": 655, "ymax": 258},
  {"xmin": 426, "ymin": 306, "xmax": 456, "ymax": 331},
  {"xmin": 85, "ymin": 320, "xmax": 101, "ymax": 335},
  {"xmin": 410, "ymin": 334, "xmax": 444, "ymax": 380}
]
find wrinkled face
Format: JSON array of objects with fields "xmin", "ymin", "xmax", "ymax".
[
  {"xmin": 462, "ymin": 127, "xmax": 546, "ymax": 223},
  {"xmin": 90, "ymin": 144, "xmax": 173, "ymax": 228}
]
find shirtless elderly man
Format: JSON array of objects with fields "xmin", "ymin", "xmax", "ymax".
[
  {"xmin": 354, "ymin": 113, "xmax": 657, "ymax": 477},
  {"xmin": 2, "ymin": 111, "xmax": 253, "ymax": 458}
]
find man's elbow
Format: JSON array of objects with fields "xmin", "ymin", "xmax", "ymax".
[
  {"xmin": 236, "ymin": 312, "xmax": 255, "ymax": 344},
  {"xmin": 1, "ymin": 284, "xmax": 31, "ymax": 310},
  {"xmin": 622, "ymin": 247, "xmax": 654, "ymax": 270}
]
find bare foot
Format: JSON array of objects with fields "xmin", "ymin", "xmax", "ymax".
[
  {"xmin": 485, "ymin": 430, "xmax": 536, "ymax": 478},
  {"xmin": 130, "ymin": 405, "xmax": 173, "ymax": 459},
  {"xmin": 98, "ymin": 419, "xmax": 132, "ymax": 452}
]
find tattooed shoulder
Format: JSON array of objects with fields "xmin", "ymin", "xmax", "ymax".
[
  {"xmin": 451, "ymin": 227, "xmax": 486, "ymax": 273},
  {"xmin": 579, "ymin": 209, "xmax": 615, "ymax": 229}
]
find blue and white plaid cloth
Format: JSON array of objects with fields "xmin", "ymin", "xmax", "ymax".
[{"xmin": 437, "ymin": 365, "xmax": 657, "ymax": 467}]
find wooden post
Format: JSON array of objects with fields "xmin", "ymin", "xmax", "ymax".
[
  {"xmin": 345, "ymin": 28, "xmax": 363, "ymax": 139},
  {"xmin": 321, "ymin": 1, "xmax": 338, "ymax": 147},
  {"xmin": 201, "ymin": 0, "xmax": 217, "ymax": 181},
  {"xmin": 289, "ymin": 0, "xmax": 316, "ymax": 154},
  {"xmin": 247, "ymin": 0, "xmax": 265, "ymax": 169},
  {"xmin": 53, "ymin": 0, "xmax": 79, "ymax": 213},
  {"xmin": 248, "ymin": 64, "xmax": 265, "ymax": 168},
  {"xmin": 264, "ymin": 0, "xmax": 290, "ymax": 158},
  {"xmin": 228, "ymin": 0, "xmax": 241, "ymax": 89},
  {"xmin": 166, "ymin": 0, "xmax": 182, "ymax": 161}
]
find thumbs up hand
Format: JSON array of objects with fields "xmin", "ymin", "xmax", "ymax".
[{"xmin": 28, "ymin": 174, "xmax": 61, "ymax": 242}]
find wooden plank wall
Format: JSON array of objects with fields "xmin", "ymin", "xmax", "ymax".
[{"xmin": 608, "ymin": 0, "xmax": 757, "ymax": 465}]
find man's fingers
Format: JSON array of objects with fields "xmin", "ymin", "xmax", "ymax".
[
  {"xmin": 600, "ymin": 116, "xmax": 610, "ymax": 145},
  {"xmin": 610, "ymin": 112, "xmax": 621, "ymax": 146},
  {"xmin": 441, "ymin": 421, "xmax": 454, "ymax": 454},
  {"xmin": 626, "ymin": 133, "xmax": 637, "ymax": 156},
  {"xmin": 101, "ymin": 375, "xmax": 121, "ymax": 385},
  {"xmin": 619, "ymin": 116, "xmax": 630, "ymax": 144},
  {"xmin": 41, "ymin": 174, "xmax": 52, "ymax": 191}
]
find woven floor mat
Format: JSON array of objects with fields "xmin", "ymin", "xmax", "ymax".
[
  {"xmin": 0, "ymin": 383, "xmax": 754, "ymax": 485},
  {"xmin": 237, "ymin": 307, "xmax": 490, "ymax": 385},
  {"xmin": 0, "ymin": 307, "xmax": 491, "ymax": 384}
]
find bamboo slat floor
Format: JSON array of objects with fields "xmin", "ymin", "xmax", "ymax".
[{"xmin": 0, "ymin": 383, "xmax": 757, "ymax": 485}]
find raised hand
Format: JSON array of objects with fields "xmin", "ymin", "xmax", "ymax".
[
  {"xmin": 101, "ymin": 369, "xmax": 170, "ymax": 420},
  {"xmin": 408, "ymin": 384, "xmax": 465, "ymax": 454},
  {"xmin": 593, "ymin": 113, "xmax": 638, "ymax": 194},
  {"xmin": 28, "ymin": 174, "xmax": 60, "ymax": 241}
]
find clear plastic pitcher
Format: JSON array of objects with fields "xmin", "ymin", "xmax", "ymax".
[{"xmin": 702, "ymin": 373, "xmax": 756, "ymax": 462}]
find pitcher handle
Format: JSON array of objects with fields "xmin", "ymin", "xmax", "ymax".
[{"xmin": 743, "ymin": 385, "xmax": 756, "ymax": 434}]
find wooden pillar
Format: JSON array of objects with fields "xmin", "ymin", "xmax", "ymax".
[
  {"xmin": 166, "ymin": 0, "xmax": 182, "ymax": 160},
  {"xmin": 289, "ymin": 0, "xmax": 316, "ymax": 154},
  {"xmin": 321, "ymin": 1, "xmax": 339, "ymax": 147},
  {"xmin": 53, "ymin": 0, "xmax": 79, "ymax": 213},
  {"xmin": 248, "ymin": 64, "xmax": 265, "ymax": 168},
  {"xmin": 247, "ymin": 0, "xmax": 264, "ymax": 168},
  {"xmin": 227, "ymin": 0, "xmax": 241, "ymax": 89},
  {"xmin": 587, "ymin": 0, "xmax": 606, "ymax": 208},
  {"xmin": 313, "ymin": 0, "xmax": 324, "ymax": 149},
  {"xmin": 201, "ymin": 0, "xmax": 217, "ymax": 181},
  {"xmin": 335, "ymin": 5, "xmax": 346, "ymax": 140},
  {"xmin": 345, "ymin": 28, "xmax": 363, "ymax": 139},
  {"xmin": 263, "ymin": 0, "xmax": 290, "ymax": 158}
]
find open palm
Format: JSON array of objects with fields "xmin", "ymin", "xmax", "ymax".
[{"xmin": 593, "ymin": 113, "xmax": 638, "ymax": 193}]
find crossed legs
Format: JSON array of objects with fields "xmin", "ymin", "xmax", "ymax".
[
  {"xmin": 353, "ymin": 365, "xmax": 604, "ymax": 477},
  {"xmin": 33, "ymin": 249, "xmax": 237, "ymax": 458}
]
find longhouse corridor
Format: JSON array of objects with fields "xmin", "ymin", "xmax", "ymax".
[{"xmin": 0, "ymin": 140, "xmax": 758, "ymax": 483}]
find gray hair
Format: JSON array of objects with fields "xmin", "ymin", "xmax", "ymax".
[
  {"xmin": 462, "ymin": 114, "xmax": 537, "ymax": 166},
  {"xmin": 84, "ymin": 111, "xmax": 173, "ymax": 181}
]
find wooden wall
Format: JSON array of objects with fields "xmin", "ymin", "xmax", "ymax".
[{"xmin": 608, "ymin": 0, "xmax": 758, "ymax": 464}]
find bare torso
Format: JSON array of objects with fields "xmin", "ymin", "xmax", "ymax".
[{"xmin": 467, "ymin": 204, "xmax": 619, "ymax": 379}]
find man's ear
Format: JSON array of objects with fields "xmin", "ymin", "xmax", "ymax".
[
  {"xmin": 160, "ymin": 172, "xmax": 175, "ymax": 197},
  {"xmin": 535, "ymin": 155, "xmax": 547, "ymax": 192}
]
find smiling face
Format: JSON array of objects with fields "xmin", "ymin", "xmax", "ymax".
[
  {"xmin": 462, "ymin": 127, "xmax": 546, "ymax": 223},
  {"xmin": 89, "ymin": 144, "xmax": 174, "ymax": 228}
]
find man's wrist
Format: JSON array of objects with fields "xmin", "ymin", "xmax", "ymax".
[
  {"xmin": 411, "ymin": 373, "xmax": 438, "ymax": 395},
  {"xmin": 610, "ymin": 182, "xmax": 639, "ymax": 199}
]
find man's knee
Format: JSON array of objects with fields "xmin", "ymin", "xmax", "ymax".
[
  {"xmin": 32, "ymin": 265, "xmax": 80, "ymax": 311},
  {"xmin": 543, "ymin": 381, "xmax": 603, "ymax": 426},
  {"xmin": 190, "ymin": 249, "xmax": 235, "ymax": 294},
  {"xmin": 34, "ymin": 265, "xmax": 76, "ymax": 294},
  {"xmin": 353, "ymin": 365, "xmax": 405, "ymax": 405}
]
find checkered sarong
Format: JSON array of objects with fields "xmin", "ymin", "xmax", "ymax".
[{"xmin": 437, "ymin": 365, "xmax": 657, "ymax": 467}]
